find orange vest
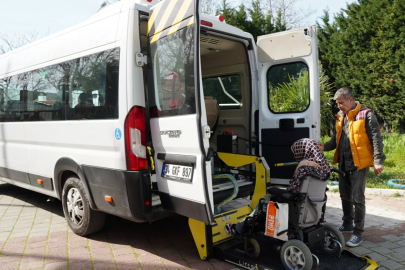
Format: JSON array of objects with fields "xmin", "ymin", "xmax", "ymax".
[{"xmin": 333, "ymin": 103, "xmax": 374, "ymax": 170}]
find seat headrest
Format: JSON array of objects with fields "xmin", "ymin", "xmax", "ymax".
[{"xmin": 204, "ymin": 96, "xmax": 219, "ymax": 130}]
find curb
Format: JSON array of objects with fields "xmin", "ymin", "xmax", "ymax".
[{"xmin": 327, "ymin": 185, "xmax": 405, "ymax": 196}]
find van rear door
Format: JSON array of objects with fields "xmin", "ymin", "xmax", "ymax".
[
  {"xmin": 147, "ymin": 0, "xmax": 213, "ymax": 223},
  {"xmin": 256, "ymin": 26, "xmax": 320, "ymax": 185}
]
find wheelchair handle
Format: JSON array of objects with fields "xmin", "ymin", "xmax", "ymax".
[
  {"xmin": 274, "ymin": 162, "xmax": 298, "ymax": 167},
  {"xmin": 274, "ymin": 162, "xmax": 346, "ymax": 177},
  {"xmin": 331, "ymin": 168, "xmax": 345, "ymax": 176}
]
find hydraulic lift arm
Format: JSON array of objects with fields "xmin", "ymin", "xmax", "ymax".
[{"xmin": 189, "ymin": 153, "xmax": 270, "ymax": 260}]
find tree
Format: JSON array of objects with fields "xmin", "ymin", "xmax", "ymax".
[
  {"xmin": 201, "ymin": 0, "xmax": 216, "ymax": 14},
  {"xmin": 318, "ymin": 0, "xmax": 405, "ymax": 128},
  {"xmin": 318, "ymin": 60, "xmax": 334, "ymax": 136},
  {"xmin": 216, "ymin": 0, "xmax": 286, "ymax": 41},
  {"xmin": 261, "ymin": 0, "xmax": 316, "ymax": 29},
  {"xmin": 0, "ymin": 32, "xmax": 39, "ymax": 54},
  {"xmin": 316, "ymin": 9, "xmax": 338, "ymax": 83},
  {"xmin": 246, "ymin": 0, "xmax": 274, "ymax": 39},
  {"xmin": 269, "ymin": 70, "xmax": 309, "ymax": 112}
]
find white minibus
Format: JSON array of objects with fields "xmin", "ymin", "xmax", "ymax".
[{"xmin": 0, "ymin": 0, "xmax": 320, "ymax": 236}]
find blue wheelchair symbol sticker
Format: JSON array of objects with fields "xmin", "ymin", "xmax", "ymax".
[{"xmin": 115, "ymin": 128, "xmax": 122, "ymax": 140}]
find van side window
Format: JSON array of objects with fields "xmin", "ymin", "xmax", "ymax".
[
  {"xmin": 67, "ymin": 48, "xmax": 120, "ymax": 120},
  {"xmin": 0, "ymin": 48, "xmax": 119, "ymax": 122},
  {"xmin": 149, "ymin": 26, "xmax": 196, "ymax": 117},
  {"xmin": 27, "ymin": 64, "xmax": 66, "ymax": 121},
  {"xmin": 267, "ymin": 62, "xmax": 309, "ymax": 113},
  {"xmin": 202, "ymin": 75, "xmax": 242, "ymax": 110},
  {"xmin": 0, "ymin": 74, "xmax": 25, "ymax": 122}
]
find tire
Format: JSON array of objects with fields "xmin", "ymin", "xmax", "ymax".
[
  {"xmin": 281, "ymin": 240, "xmax": 313, "ymax": 270},
  {"xmin": 321, "ymin": 223, "xmax": 345, "ymax": 255},
  {"xmin": 244, "ymin": 238, "xmax": 260, "ymax": 258},
  {"xmin": 62, "ymin": 176, "xmax": 106, "ymax": 236}
]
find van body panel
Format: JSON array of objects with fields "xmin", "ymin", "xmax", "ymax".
[
  {"xmin": 256, "ymin": 26, "xmax": 320, "ymax": 184},
  {"xmin": 0, "ymin": 167, "xmax": 30, "ymax": 184},
  {"xmin": 24, "ymin": 121, "xmax": 117, "ymax": 176},
  {"xmin": 0, "ymin": 176, "xmax": 56, "ymax": 197},
  {"xmin": 25, "ymin": 14, "xmax": 121, "ymax": 72},
  {"xmin": 28, "ymin": 173, "xmax": 53, "ymax": 190},
  {"xmin": 0, "ymin": 124, "xmax": 28, "ymax": 174},
  {"xmin": 147, "ymin": 0, "xmax": 213, "ymax": 224}
]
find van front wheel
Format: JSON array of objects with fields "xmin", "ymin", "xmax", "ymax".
[{"xmin": 62, "ymin": 176, "xmax": 106, "ymax": 236}]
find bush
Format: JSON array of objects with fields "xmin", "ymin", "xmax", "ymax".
[{"xmin": 268, "ymin": 70, "xmax": 309, "ymax": 112}]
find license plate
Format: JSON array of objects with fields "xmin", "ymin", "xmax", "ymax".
[{"xmin": 162, "ymin": 163, "xmax": 193, "ymax": 181}]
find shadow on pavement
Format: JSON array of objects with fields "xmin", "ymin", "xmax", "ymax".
[
  {"xmin": 0, "ymin": 182, "xmax": 64, "ymax": 218},
  {"xmin": 0, "ymin": 182, "xmax": 216, "ymax": 269}
]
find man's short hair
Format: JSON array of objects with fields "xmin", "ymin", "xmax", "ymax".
[{"xmin": 333, "ymin": 87, "xmax": 354, "ymax": 101}]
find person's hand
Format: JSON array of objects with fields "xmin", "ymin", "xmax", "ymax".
[
  {"xmin": 318, "ymin": 142, "xmax": 325, "ymax": 151},
  {"xmin": 374, "ymin": 164, "xmax": 383, "ymax": 176}
]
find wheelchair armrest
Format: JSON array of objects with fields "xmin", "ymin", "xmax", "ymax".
[
  {"xmin": 306, "ymin": 172, "xmax": 322, "ymax": 179},
  {"xmin": 267, "ymin": 187, "xmax": 299, "ymax": 201},
  {"xmin": 280, "ymin": 192, "xmax": 299, "ymax": 201}
]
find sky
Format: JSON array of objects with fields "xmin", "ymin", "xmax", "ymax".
[
  {"xmin": 0, "ymin": 0, "xmax": 356, "ymax": 48},
  {"xmin": 0, "ymin": 0, "xmax": 105, "ymax": 42}
]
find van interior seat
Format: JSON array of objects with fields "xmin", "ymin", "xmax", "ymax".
[{"xmin": 204, "ymin": 96, "xmax": 219, "ymax": 130}]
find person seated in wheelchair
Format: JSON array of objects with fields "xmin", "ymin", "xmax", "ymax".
[
  {"xmin": 268, "ymin": 138, "xmax": 331, "ymax": 197},
  {"xmin": 233, "ymin": 138, "xmax": 331, "ymax": 235}
]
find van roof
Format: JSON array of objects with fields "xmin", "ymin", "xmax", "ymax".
[{"xmin": 0, "ymin": 0, "xmax": 253, "ymax": 77}]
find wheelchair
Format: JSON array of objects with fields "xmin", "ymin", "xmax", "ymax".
[{"xmin": 237, "ymin": 171, "xmax": 345, "ymax": 270}]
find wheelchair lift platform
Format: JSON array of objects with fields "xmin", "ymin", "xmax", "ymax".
[
  {"xmin": 213, "ymin": 229, "xmax": 378, "ymax": 270},
  {"xmin": 190, "ymin": 207, "xmax": 379, "ymax": 270},
  {"xmin": 188, "ymin": 153, "xmax": 379, "ymax": 270}
]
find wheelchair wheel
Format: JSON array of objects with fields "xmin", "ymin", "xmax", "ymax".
[
  {"xmin": 281, "ymin": 240, "xmax": 313, "ymax": 270},
  {"xmin": 322, "ymin": 223, "xmax": 345, "ymax": 255},
  {"xmin": 244, "ymin": 238, "xmax": 260, "ymax": 258}
]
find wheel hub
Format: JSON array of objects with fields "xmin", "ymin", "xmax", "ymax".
[
  {"xmin": 67, "ymin": 188, "xmax": 84, "ymax": 225},
  {"xmin": 285, "ymin": 246, "xmax": 305, "ymax": 270},
  {"xmin": 325, "ymin": 232, "xmax": 337, "ymax": 250}
]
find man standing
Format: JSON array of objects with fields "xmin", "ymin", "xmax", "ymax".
[{"xmin": 318, "ymin": 88, "xmax": 385, "ymax": 247}]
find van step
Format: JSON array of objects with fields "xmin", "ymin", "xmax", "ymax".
[{"xmin": 151, "ymin": 193, "xmax": 161, "ymax": 206}]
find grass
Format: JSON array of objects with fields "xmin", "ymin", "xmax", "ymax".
[
  {"xmin": 329, "ymin": 188, "xmax": 339, "ymax": 193},
  {"xmin": 321, "ymin": 133, "xmax": 405, "ymax": 189}
]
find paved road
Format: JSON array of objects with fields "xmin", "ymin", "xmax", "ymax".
[{"xmin": 1, "ymin": 181, "xmax": 405, "ymax": 270}]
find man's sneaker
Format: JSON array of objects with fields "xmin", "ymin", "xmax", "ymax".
[
  {"xmin": 338, "ymin": 225, "xmax": 353, "ymax": 233},
  {"xmin": 346, "ymin": 235, "xmax": 363, "ymax": 247}
]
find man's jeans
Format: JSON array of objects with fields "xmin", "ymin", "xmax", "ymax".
[{"xmin": 339, "ymin": 167, "xmax": 369, "ymax": 237}]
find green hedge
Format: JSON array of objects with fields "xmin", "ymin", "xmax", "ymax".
[{"xmin": 321, "ymin": 133, "xmax": 405, "ymax": 189}]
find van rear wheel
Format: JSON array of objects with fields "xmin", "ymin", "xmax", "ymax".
[{"xmin": 62, "ymin": 176, "xmax": 106, "ymax": 236}]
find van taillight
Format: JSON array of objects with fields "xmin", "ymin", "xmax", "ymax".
[{"xmin": 125, "ymin": 106, "xmax": 147, "ymax": 171}]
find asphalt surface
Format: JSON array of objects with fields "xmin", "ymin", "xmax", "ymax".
[{"xmin": 1, "ymin": 180, "xmax": 405, "ymax": 270}]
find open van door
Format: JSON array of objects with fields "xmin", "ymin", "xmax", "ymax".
[
  {"xmin": 147, "ymin": 0, "xmax": 213, "ymax": 223},
  {"xmin": 256, "ymin": 26, "xmax": 320, "ymax": 185}
]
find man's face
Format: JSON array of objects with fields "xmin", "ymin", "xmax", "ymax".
[{"xmin": 335, "ymin": 96, "xmax": 355, "ymax": 114}]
